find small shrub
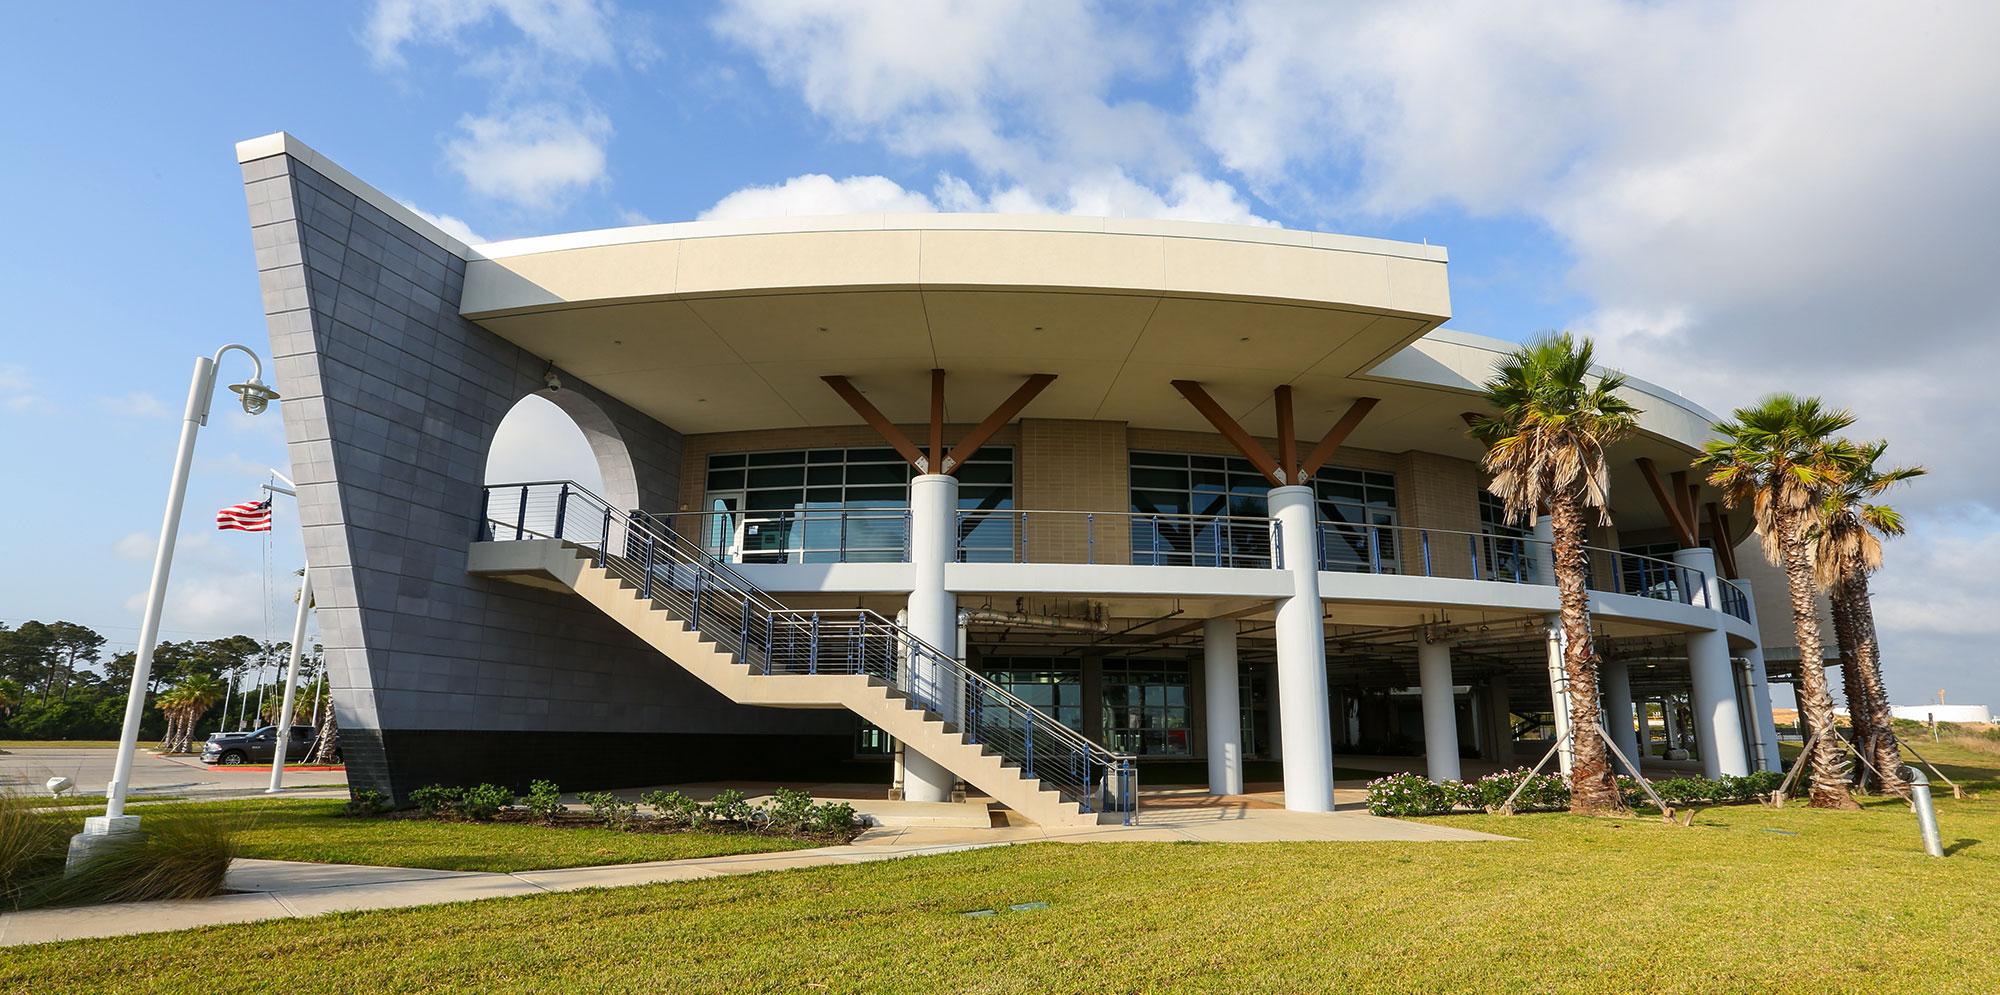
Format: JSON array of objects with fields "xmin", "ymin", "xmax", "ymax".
[
  {"xmin": 706, "ymin": 788, "xmax": 755, "ymax": 826},
  {"xmin": 1745, "ymin": 769, "xmax": 1784, "ymax": 797},
  {"xmin": 1365, "ymin": 772, "xmax": 1454, "ymax": 817},
  {"xmin": 2, "ymin": 794, "xmax": 66, "ymax": 910},
  {"xmin": 35, "ymin": 809, "xmax": 240, "ymax": 908},
  {"xmin": 1474, "ymin": 768, "xmax": 1570, "ymax": 812},
  {"xmin": 807, "ymin": 801, "xmax": 860, "ymax": 836},
  {"xmin": 1652, "ymin": 776, "xmax": 1714, "ymax": 807},
  {"xmin": 342, "ymin": 788, "xmax": 391, "ymax": 817},
  {"xmin": 642, "ymin": 790, "xmax": 705, "ymax": 828},
  {"xmin": 409, "ymin": 784, "xmax": 462, "ymax": 818},
  {"xmin": 522, "ymin": 780, "xmax": 566, "ymax": 824},
  {"xmin": 578, "ymin": 791, "xmax": 639, "ymax": 830},
  {"xmin": 764, "ymin": 787, "xmax": 816, "ymax": 834},
  {"xmin": 458, "ymin": 783, "xmax": 513, "ymax": 822}
]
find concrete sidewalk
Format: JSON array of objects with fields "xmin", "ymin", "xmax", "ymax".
[{"xmin": 0, "ymin": 788, "xmax": 1509, "ymax": 948}]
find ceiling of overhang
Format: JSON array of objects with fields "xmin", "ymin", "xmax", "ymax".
[
  {"xmin": 471, "ymin": 287, "xmax": 1725, "ymax": 535},
  {"xmin": 473, "ymin": 288, "xmax": 1435, "ymax": 436}
]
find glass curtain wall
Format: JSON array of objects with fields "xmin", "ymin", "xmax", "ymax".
[
  {"xmin": 1101, "ymin": 660, "xmax": 1192, "ymax": 756},
  {"xmin": 1129, "ymin": 452, "xmax": 1398, "ymax": 570},
  {"xmin": 701, "ymin": 447, "xmax": 1013, "ymax": 562}
]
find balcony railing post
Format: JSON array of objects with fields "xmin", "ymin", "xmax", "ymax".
[
  {"xmin": 553, "ymin": 483, "xmax": 569, "ymax": 541},
  {"xmin": 1212, "ymin": 514, "xmax": 1223, "ymax": 567},
  {"xmin": 514, "ymin": 485, "xmax": 528, "ymax": 540},
  {"xmin": 1150, "ymin": 515, "xmax": 1160, "ymax": 563},
  {"xmin": 1367, "ymin": 526, "xmax": 1382, "ymax": 574},
  {"xmin": 1271, "ymin": 519, "xmax": 1283, "ymax": 570},
  {"xmin": 1468, "ymin": 535, "xmax": 1480, "ymax": 580},
  {"xmin": 1087, "ymin": 513, "xmax": 1095, "ymax": 564},
  {"xmin": 809, "ymin": 612, "xmax": 820, "ymax": 675},
  {"xmin": 476, "ymin": 487, "xmax": 492, "ymax": 541},
  {"xmin": 903, "ymin": 510, "xmax": 912, "ymax": 563},
  {"xmin": 839, "ymin": 510, "xmax": 849, "ymax": 561},
  {"xmin": 1422, "ymin": 530, "xmax": 1433, "ymax": 576}
]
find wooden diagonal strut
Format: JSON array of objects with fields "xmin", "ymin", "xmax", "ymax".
[
  {"xmin": 1298, "ymin": 397, "xmax": 1381, "ymax": 479},
  {"xmin": 942, "ymin": 374, "xmax": 1056, "ymax": 473},
  {"xmin": 1171, "ymin": 380, "xmax": 1284, "ymax": 485},
  {"xmin": 821, "ymin": 375, "xmax": 929, "ymax": 470},
  {"xmin": 929, "ymin": 368, "xmax": 946, "ymax": 470},
  {"xmin": 1705, "ymin": 501, "xmax": 1740, "ymax": 578},
  {"xmin": 1635, "ymin": 457, "xmax": 1699, "ymax": 548}
]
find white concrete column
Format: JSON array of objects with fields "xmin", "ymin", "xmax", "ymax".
[
  {"xmin": 1662, "ymin": 696, "xmax": 1683, "ymax": 753},
  {"xmin": 1544, "ymin": 617, "xmax": 1574, "ymax": 776},
  {"xmin": 1268, "ymin": 485, "xmax": 1334, "ymax": 812},
  {"xmin": 1204, "ymin": 620, "xmax": 1243, "ymax": 796},
  {"xmin": 1600, "ymin": 658, "xmax": 1640, "ymax": 776},
  {"xmin": 1417, "ymin": 640, "xmax": 1460, "ymax": 782},
  {"xmin": 903, "ymin": 473, "xmax": 960, "ymax": 803},
  {"xmin": 1674, "ymin": 546, "xmax": 1751, "ymax": 778},
  {"xmin": 1743, "ymin": 645, "xmax": 1782, "ymax": 772},
  {"xmin": 1483, "ymin": 675, "xmax": 1512, "ymax": 761}
]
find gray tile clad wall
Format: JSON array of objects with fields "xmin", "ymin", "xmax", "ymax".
[{"xmin": 240, "ymin": 152, "xmax": 849, "ymax": 800}]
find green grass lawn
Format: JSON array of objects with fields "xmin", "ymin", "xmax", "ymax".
[
  {"xmin": 10, "ymin": 738, "xmax": 2000, "ymax": 993},
  {"xmin": 35, "ymin": 798, "xmax": 818, "ymax": 874},
  {"xmin": 19, "ymin": 794, "xmax": 183, "ymax": 809}
]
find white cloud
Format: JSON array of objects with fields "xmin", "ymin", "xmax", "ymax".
[
  {"xmin": 364, "ymin": 0, "xmax": 618, "ymax": 69},
  {"xmin": 114, "ymin": 532, "xmax": 156, "ymax": 561},
  {"xmin": 399, "ymin": 201, "xmax": 487, "ymax": 244},
  {"xmin": 710, "ymin": 0, "xmax": 1265, "ymax": 225},
  {"xmin": 100, "ymin": 390, "xmax": 172, "ymax": 418},
  {"xmin": 444, "ymin": 105, "xmax": 612, "ymax": 209},
  {"xmin": 699, "ymin": 173, "xmax": 938, "ymax": 220},
  {"xmin": 700, "ymin": 169, "xmax": 1277, "ymax": 227},
  {"xmin": 0, "ymin": 363, "xmax": 52, "ymax": 413}
]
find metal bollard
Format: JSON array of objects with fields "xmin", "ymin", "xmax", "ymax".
[{"xmin": 1907, "ymin": 765, "xmax": 1945, "ymax": 858}]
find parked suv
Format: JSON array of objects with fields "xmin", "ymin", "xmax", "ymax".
[{"xmin": 200, "ymin": 725, "xmax": 325, "ymax": 765}]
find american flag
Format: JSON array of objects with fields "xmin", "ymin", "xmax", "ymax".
[{"xmin": 216, "ymin": 499, "xmax": 273, "ymax": 532}]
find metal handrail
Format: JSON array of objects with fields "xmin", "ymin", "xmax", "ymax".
[{"xmin": 480, "ymin": 481, "xmax": 1136, "ymax": 820}]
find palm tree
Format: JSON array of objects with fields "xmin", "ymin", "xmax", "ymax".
[
  {"xmin": 1472, "ymin": 332, "xmax": 1639, "ymax": 815},
  {"xmin": 156, "ymin": 675, "xmax": 227, "ymax": 753},
  {"xmin": 154, "ymin": 683, "xmax": 192, "ymax": 753},
  {"xmin": 1698, "ymin": 394, "xmax": 1865, "ymax": 809},
  {"xmin": 1814, "ymin": 440, "xmax": 1924, "ymax": 793}
]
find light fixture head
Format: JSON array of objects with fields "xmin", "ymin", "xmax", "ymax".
[
  {"xmin": 229, "ymin": 377, "xmax": 281, "ymax": 415},
  {"xmin": 543, "ymin": 363, "xmax": 562, "ymax": 392}
]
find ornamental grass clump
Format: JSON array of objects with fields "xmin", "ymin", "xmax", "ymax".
[
  {"xmin": 30, "ymin": 807, "xmax": 240, "ymax": 908},
  {"xmin": 1, "ymin": 792, "xmax": 66, "ymax": 910}
]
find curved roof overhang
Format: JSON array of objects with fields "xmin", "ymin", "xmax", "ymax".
[{"xmin": 459, "ymin": 215, "xmax": 1727, "ymax": 536}]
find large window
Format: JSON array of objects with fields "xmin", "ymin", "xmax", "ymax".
[
  {"xmin": 1476, "ymin": 491, "xmax": 1532, "ymax": 581},
  {"xmin": 980, "ymin": 660, "xmax": 1084, "ymax": 732},
  {"xmin": 1101, "ymin": 660, "xmax": 1191, "ymax": 756},
  {"xmin": 702, "ymin": 447, "xmax": 1012, "ymax": 562},
  {"xmin": 1129, "ymin": 452, "xmax": 1398, "ymax": 570}
]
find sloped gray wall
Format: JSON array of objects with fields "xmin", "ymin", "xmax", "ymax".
[{"xmin": 240, "ymin": 148, "xmax": 858, "ymax": 800}]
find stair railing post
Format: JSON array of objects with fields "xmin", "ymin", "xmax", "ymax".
[
  {"xmin": 599, "ymin": 508, "xmax": 611, "ymax": 565},
  {"xmin": 640, "ymin": 534, "xmax": 655, "ymax": 601},
  {"xmin": 1025, "ymin": 716, "xmax": 1035, "ymax": 779},
  {"xmin": 808, "ymin": 612, "xmax": 820, "ymax": 675},
  {"xmin": 691, "ymin": 569, "xmax": 705, "ymax": 630},
  {"xmin": 553, "ymin": 483, "xmax": 569, "ymax": 540},
  {"xmin": 763, "ymin": 614, "xmax": 775, "ymax": 675}
]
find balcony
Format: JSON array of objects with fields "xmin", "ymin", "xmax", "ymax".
[{"xmin": 479, "ymin": 481, "xmax": 1753, "ymax": 623}]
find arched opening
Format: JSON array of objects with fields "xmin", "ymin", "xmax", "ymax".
[{"xmin": 485, "ymin": 390, "xmax": 639, "ymax": 514}]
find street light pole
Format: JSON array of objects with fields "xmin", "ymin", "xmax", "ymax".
[
  {"xmin": 265, "ymin": 473, "xmax": 312, "ymax": 794},
  {"xmin": 69, "ymin": 344, "xmax": 278, "ymax": 870}
]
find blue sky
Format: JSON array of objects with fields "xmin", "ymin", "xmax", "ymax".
[{"xmin": 2, "ymin": 2, "xmax": 1995, "ymax": 705}]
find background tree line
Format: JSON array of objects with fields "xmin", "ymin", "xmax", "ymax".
[{"xmin": 0, "ymin": 620, "xmax": 323, "ymax": 742}]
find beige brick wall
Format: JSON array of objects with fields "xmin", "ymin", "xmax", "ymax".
[{"xmin": 1019, "ymin": 418, "xmax": 1130, "ymax": 563}]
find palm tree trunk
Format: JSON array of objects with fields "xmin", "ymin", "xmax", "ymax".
[
  {"xmin": 1843, "ymin": 570, "xmax": 1906, "ymax": 792},
  {"xmin": 1551, "ymin": 498, "xmax": 1624, "ymax": 814},
  {"xmin": 1829, "ymin": 588, "xmax": 1874, "ymax": 789},
  {"xmin": 1778, "ymin": 516, "xmax": 1857, "ymax": 809},
  {"xmin": 306, "ymin": 694, "xmax": 340, "ymax": 765}
]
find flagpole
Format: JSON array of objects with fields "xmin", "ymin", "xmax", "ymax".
[
  {"xmin": 265, "ymin": 474, "xmax": 311, "ymax": 793},
  {"xmin": 70, "ymin": 344, "xmax": 276, "ymax": 872}
]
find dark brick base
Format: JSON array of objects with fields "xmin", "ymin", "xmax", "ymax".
[{"xmin": 354, "ymin": 730, "xmax": 892, "ymax": 802}]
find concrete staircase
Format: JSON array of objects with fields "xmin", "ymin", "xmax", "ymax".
[{"xmin": 470, "ymin": 538, "xmax": 1120, "ymax": 828}]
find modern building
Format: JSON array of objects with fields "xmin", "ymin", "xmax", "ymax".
[{"xmin": 239, "ymin": 133, "xmax": 1788, "ymax": 823}]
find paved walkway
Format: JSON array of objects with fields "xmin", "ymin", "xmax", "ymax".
[{"xmin": 0, "ymin": 788, "xmax": 1506, "ymax": 948}]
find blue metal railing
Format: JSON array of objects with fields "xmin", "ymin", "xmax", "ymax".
[
  {"xmin": 1718, "ymin": 580, "xmax": 1751, "ymax": 622},
  {"xmin": 480, "ymin": 481, "xmax": 1137, "ymax": 822}
]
